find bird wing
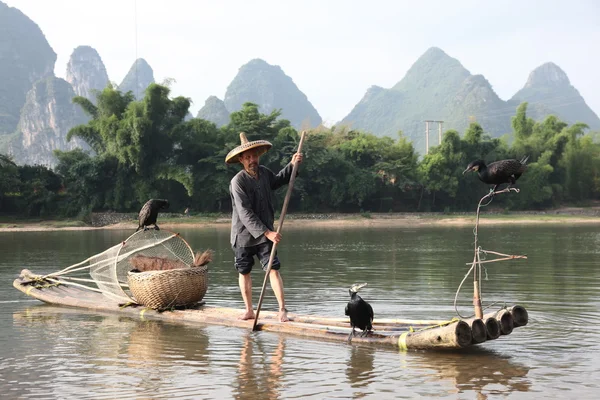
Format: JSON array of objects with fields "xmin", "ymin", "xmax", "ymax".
[
  {"xmin": 345, "ymin": 304, "xmax": 350, "ymax": 316},
  {"xmin": 367, "ymin": 302, "xmax": 374, "ymax": 322},
  {"xmin": 487, "ymin": 159, "xmax": 526, "ymax": 180},
  {"xmin": 138, "ymin": 201, "xmax": 152, "ymax": 226}
]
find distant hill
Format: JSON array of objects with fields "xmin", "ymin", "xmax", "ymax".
[
  {"xmin": 510, "ymin": 62, "xmax": 600, "ymax": 130},
  {"xmin": 119, "ymin": 58, "xmax": 155, "ymax": 99},
  {"xmin": 197, "ymin": 96, "xmax": 230, "ymax": 127},
  {"xmin": 341, "ymin": 47, "xmax": 600, "ymax": 155},
  {"xmin": 224, "ymin": 59, "xmax": 322, "ymax": 129},
  {"xmin": 0, "ymin": 0, "xmax": 56, "ymax": 135},
  {"xmin": 65, "ymin": 45, "xmax": 109, "ymax": 103},
  {"xmin": 8, "ymin": 77, "xmax": 89, "ymax": 167}
]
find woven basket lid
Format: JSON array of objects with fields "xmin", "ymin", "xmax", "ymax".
[{"xmin": 225, "ymin": 132, "xmax": 272, "ymax": 164}]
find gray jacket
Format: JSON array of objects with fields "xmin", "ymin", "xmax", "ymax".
[{"xmin": 229, "ymin": 163, "xmax": 295, "ymax": 247}]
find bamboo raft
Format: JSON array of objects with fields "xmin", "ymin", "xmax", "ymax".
[{"xmin": 13, "ymin": 268, "xmax": 528, "ymax": 351}]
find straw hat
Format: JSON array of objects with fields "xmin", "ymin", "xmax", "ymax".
[{"xmin": 225, "ymin": 132, "xmax": 272, "ymax": 164}]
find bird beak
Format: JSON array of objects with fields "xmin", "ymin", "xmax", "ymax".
[
  {"xmin": 462, "ymin": 168, "xmax": 470, "ymax": 175},
  {"xmin": 353, "ymin": 282, "xmax": 368, "ymax": 292}
]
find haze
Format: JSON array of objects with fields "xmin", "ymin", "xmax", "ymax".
[{"xmin": 6, "ymin": 0, "xmax": 599, "ymax": 126}]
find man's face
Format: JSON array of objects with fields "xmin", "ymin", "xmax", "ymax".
[{"xmin": 239, "ymin": 149, "xmax": 260, "ymax": 174}]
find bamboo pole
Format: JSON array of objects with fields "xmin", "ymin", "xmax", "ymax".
[
  {"xmin": 398, "ymin": 320, "xmax": 473, "ymax": 350},
  {"xmin": 483, "ymin": 309, "xmax": 514, "ymax": 335},
  {"xmin": 508, "ymin": 305, "xmax": 528, "ymax": 327},
  {"xmin": 463, "ymin": 318, "xmax": 487, "ymax": 344},
  {"xmin": 289, "ymin": 316, "xmax": 454, "ymax": 327},
  {"xmin": 482, "ymin": 317, "xmax": 501, "ymax": 340},
  {"xmin": 253, "ymin": 131, "xmax": 306, "ymax": 331}
]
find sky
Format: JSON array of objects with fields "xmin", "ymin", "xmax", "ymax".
[{"xmin": 5, "ymin": 0, "xmax": 600, "ymax": 126}]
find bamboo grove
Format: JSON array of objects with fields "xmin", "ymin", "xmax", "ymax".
[{"xmin": 1, "ymin": 83, "xmax": 599, "ymax": 218}]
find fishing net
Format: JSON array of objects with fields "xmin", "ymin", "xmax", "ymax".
[{"xmin": 46, "ymin": 229, "xmax": 195, "ymax": 303}]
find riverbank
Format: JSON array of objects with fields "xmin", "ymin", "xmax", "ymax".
[{"xmin": 2, "ymin": 208, "xmax": 600, "ymax": 232}]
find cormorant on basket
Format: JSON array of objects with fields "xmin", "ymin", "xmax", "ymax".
[{"xmin": 136, "ymin": 199, "xmax": 169, "ymax": 232}]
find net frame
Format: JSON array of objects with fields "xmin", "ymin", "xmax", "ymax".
[{"xmin": 44, "ymin": 229, "xmax": 195, "ymax": 303}]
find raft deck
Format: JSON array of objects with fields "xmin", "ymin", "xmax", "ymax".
[{"xmin": 13, "ymin": 269, "xmax": 528, "ymax": 351}]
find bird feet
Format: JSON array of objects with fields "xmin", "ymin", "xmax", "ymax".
[
  {"xmin": 347, "ymin": 329, "xmax": 355, "ymax": 343},
  {"xmin": 153, "ymin": 225, "xmax": 160, "ymax": 231},
  {"xmin": 143, "ymin": 227, "xmax": 150, "ymax": 232},
  {"xmin": 360, "ymin": 330, "xmax": 371, "ymax": 338}
]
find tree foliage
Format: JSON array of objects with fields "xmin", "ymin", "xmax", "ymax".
[{"xmin": 3, "ymin": 87, "xmax": 600, "ymax": 219}]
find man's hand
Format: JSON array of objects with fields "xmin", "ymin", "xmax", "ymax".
[
  {"xmin": 292, "ymin": 152, "xmax": 303, "ymax": 166},
  {"xmin": 265, "ymin": 230, "xmax": 282, "ymax": 244}
]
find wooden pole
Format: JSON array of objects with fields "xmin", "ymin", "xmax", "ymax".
[
  {"xmin": 252, "ymin": 131, "xmax": 307, "ymax": 331},
  {"xmin": 425, "ymin": 121, "xmax": 430, "ymax": 154}
]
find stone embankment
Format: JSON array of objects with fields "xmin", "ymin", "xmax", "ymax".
[{"xmin": 90, "ymin": 212, "xmax": 186, "ymax": 227}]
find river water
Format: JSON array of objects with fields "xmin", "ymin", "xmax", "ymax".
[{"xmin": 1, "ymin": 223, "xmax": 599, "ymax": 399}]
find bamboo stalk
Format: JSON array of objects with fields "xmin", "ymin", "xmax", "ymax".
[
  {"xmin": 290, "ymin": 316, "xmax": 454, "ymax": 326},
  {"xmin": 483, "ymin": 317, "xmax": 501, "ymax": 340},
  {"xmin": 473, "ymin": 281, "xmax": 483, "ymax": 319},
  {"xmin": 480, "ymin": 249, "xmax": 527, "ymax": 259},
  {"xmin": 463, "ymin": 318, "xmax": 487, "ymax": 344},
  {"xmin": 464, "ymin": 255, "xmax": 528, "ymax": 266},
  {"xmin": 398, "ymin": 320, "xmax": 473, "ymax": 350},
  {"xmin": 483, "ymin": 309, "xmax": 514, "ymax": 335},
  {"xmin": 253, "ymin": 131, "xmax": 306, "ymax": 331},
  {"xmin": 508, "ymin": 305, "xmax": 528, "ymax": 327}
]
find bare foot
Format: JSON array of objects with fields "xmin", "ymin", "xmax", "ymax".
[
  {"xmin": 278, "ymin": 308, "xmax": 290, "ymax": 322},
  {"xmin": 239, "ymin": 310, "xmax": 255, "ymax": 320}
]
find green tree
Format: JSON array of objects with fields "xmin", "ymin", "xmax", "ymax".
[
  {"xmin": 0, "ymin": 154, "xmax": 20, "ymax": 211},
  {"xmin": 63, "ymin": 83, "xmax": 195, "ymax": 212}
]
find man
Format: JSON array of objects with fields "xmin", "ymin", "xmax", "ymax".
[{"xmin": 226, "ymin": 132, "xmax": 303, "ymax": 322}]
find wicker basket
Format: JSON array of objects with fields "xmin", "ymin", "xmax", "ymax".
[{"xmin": 127, "ymin": 266, "xmax": 208, "ymax": 310}]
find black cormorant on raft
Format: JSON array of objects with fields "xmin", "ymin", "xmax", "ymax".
[
  {"xmin": 345, "ymin": 283, "xmax": 374, "ymax": 341},
  {"xmin": 136, "ymin": 199, "xmax": 169, "ymax": 231},
  {"xmin": 463, "ymin": 156, "xmax": 529, "ymax": 192}
]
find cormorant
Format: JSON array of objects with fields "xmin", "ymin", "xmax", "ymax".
[
  {"xmin": 463, "ymin": 156, "xmax": 529, "ymax": 192},
  {"xmin": 136, "ymin": 199, "xmax": 169, "ymax": 231},
  {"xmin": 345, "ymin": 283, "xmax": 374, "ymax": 341}
]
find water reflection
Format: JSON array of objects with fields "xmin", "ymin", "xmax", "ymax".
[
  {"xmin": 412, "ymin": 348, "xmax": 531, "ymax": 398},
  {"xmin": 11, "ymin": 306, "xmax": 213, "ymax": 399},
  {"xmin": 345, "ymin": 345, "xmax": 376, "ymax": 392},
  {"xmin": 234, "ymin": 333, "xmax": 285, "ymax": 400}
]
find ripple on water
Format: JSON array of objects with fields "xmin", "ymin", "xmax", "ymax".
[{"xmin": 3, "ymin": 226, "xmax": 600, "ymax": 398}]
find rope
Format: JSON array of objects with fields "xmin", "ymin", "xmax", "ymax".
[
  {"xmin": 26, "ymin": 276, "xmax": 62, "ymax": 290},
  {"xmin": 408, "ymin": 317, "xmax": 461, "ymax": 333}
]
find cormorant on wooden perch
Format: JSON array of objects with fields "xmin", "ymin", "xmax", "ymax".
[
  {"xmin": 463, "ymin": 156, "xmax": 529, "ymax": 193},
  {"xmin": 136, "ymin": 199, "xmax": 169, "ymax": 231},
  {"xmin": 345, "ymin": 283, "xmax": 374, "ymax": 341}
]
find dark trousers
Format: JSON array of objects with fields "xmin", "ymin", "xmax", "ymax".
[{"xmin": 233, "ymin": 241, "xmax": 280, "ymax": 275}]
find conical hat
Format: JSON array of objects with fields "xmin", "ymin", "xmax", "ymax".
[{"xmin": 225, "ymin": 132, "xmax": 272, "ymax": 164}]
